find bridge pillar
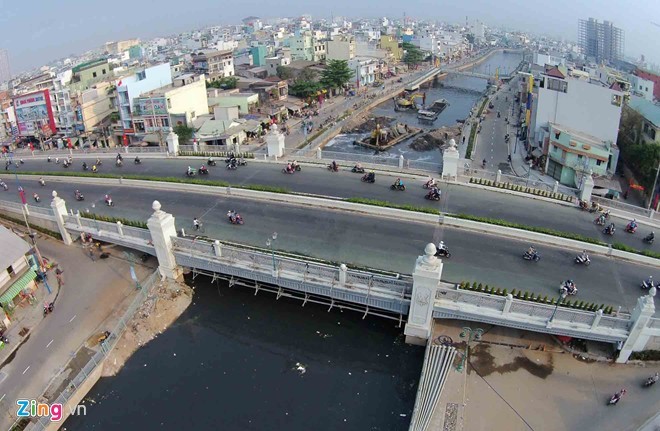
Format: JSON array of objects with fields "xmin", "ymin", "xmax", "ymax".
[
  {"xmin": 316, "ymin": 148, "xmax": 322, "ymax": 159},
  {"xmin": 116, "ymin": 221, "xmax": 124, "ymax": 237},
  {"xmin": 50, "ymin": 191, "xmax": 73, "ymax": 245},
  {"xmin": 442, "ymin": 139, "xmax": 459, "ymax": 180},
  {"xmin": 266, "ymin": 124, "xmax": 285, "ymax": 158},
  {"xmin": 213, "ymin": 240, "xmax": 222, "ymax": 257},
  {"xmin": 616, "ymin": 287, "xmax": 656, "ymax": 363},
  {"xmin": 553, "ymin": 181, "xmax": 559, "ymax": 194},
  {"xmin": 405, "ymin": 243, "xmax": 443, "ymax": 345},
  {"xmin": 339, "ymin": 264, "xmax": 347, "ymax": 286},
  {"xmin": 496, "ymin": 169, "xmax": 502, "ymax": 183},
  {"xmin": 147, "ymin": 200, "xmax": 182, "ymax": 280}
]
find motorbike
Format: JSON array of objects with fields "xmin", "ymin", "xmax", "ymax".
[
  {"xmin": 589, "ymin": 203, "xmax": 601, "ymax": 213},
  {"xmin": 594, "ymin": 216, "xmax": 606, "ymax": 226},
  {"xmin": 625, "ymin": 223, "xmax": 637, "ymax": 234},
  {"xmin": 578, "ymin": 200, "xmax": 590, "ymax": 211},
  {"xmin": 82, "ymin": 164, "xmax": 89, "ymax": 171},
  {"xmin": 390, "ymin": 183, "xmax": 406, "ymax": 191},
  {"xmin": 43, "ymin": 302, "xmax": 54, "ymax": 317},
  {"xmin": 352, "ymin": 165, "xmax": 365, "ymax": 174},
  {"xmin": 33, "ymin": 194, "xmax": 40, "ymax": 203},
  {"xmin": 423, "ymin": 181, "xmax": 436, "ymax": 189},
  {"xmin": 644, "ymin": 234, "xmax": 655, "ymax": 244},
  {"xmin": 208, "ymin": 160, "xmax": 217, "ymax": 166},
  {"xmin": 186, "ymin": 170, "xmax": 196, "ymax": 177},
  {"xmin": 96, "ymin": 160, "xmax": 103, "ymax": 166},
  {"xmin": 227, "ymin": 213, "xmax": 244, "ymax": 225},
  {"xmin": 105, "ymin": 198, "xmax": 114, "ymax": 207},
  {"xmin": 63, "ymin": 161, "xmax": 70, "ymax": 168},
  {"xmin": 75, "ymin": 193, "xmax": 84, "ymax": 201},
  {"xmin": 39, "ymin": 179, "xmax": 45, "ymax": 187},
  {"xmin": 641, "ymin": 279, "xmax": 655, "ymax": 290},
  {"xmin": 236, "ymin": 158, "xmax": 248, "ymax": 167},
  {"xmin": 47, "ymin": 156, "xmax": 52, "ymax": 163},
  {"xmin": 361, "ymin": 174, "xmax": 375, "ymax": 183},
  {"xmin": 0, "ymin": 182, "xmax": 7, "ymax": 191},
  {"xmin": 425, "ymin": 190, "xmax": 441, "ymax": 201},
  {"xmin": 227, "ymin": 162, "xmax": 238, "ymax": 170},
  {"xmin": 435, "ymin": 247, "xmax": 451, "ymax": 258},
  {"xmin": 603, "ymin": 225, "xmax": 616, "ymax": 236},
  {"xmin": 601, "ymin": 209, "xmax": 611, "ymax": 219},
  {"xmin": 198, "ymin": 167, "xmax": 209, "ymax": 175},
  {"xmin": 643, "ymin": 373, "xmax": 659, "ymax": 387},
  {"xmin": 523, "ymin": 251, "xmax": 541, "ymax": 262},
  {"xmin": 574, "ymin": 254, "xmax": 591, "ymax": 266},
  {"xmin": 115, "ymin": 160, "xmax": 123, "ymax": 167},
  {"xmin": 134, "ymin": 158, "xmax": 142, "ymax": 165},
  {"xmin": 328, "ymin": 164, "xmax": 339, "ymax": 172},
  {"xmin": 608, "ymin": 390, "xmax": 626, "ymax": 405},
  {"xmin": 559, "ymin": 282, "xmax": 578, "ymax": 296},
  {"xmin": 281, "ymin": 167, "xmax": 295, "ymax": 174}
]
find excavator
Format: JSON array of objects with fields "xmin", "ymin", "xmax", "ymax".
[{"xmin": 395, "ymin": 92, "xmax": 426, "ymax": 111}]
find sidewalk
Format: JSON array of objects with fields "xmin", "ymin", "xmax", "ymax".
[{"xmin": 428, "ymin": 320, "xmax": 660, "ymax": 431}]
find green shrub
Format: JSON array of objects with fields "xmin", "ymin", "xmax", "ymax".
[
  {"xmin": 477, "ymin": 283, "xmax": 483, "ymax": 291},
  {"xmin": 502, "ymin": 288, "xmax": 508, "ymax": 296},
  {"xmin": 472, "ymin": 282, "xmax": 478, "ymax": 290}
]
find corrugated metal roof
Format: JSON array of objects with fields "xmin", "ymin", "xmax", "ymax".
[
  {"xmin": 628, "ymin": 96, "xmax": 660, "ymax": 128},
  {"xmin": 0, "ymin": 226, "xmax": 30, "ymax": 271}
]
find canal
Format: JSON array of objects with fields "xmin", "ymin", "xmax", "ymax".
[
  {"xmin": 324, "ymin": 51, "xmax": 523, "ymax": 163},
  {"xmin": 65, "ymin": 275, "xmax": 425, "ymax": 430}
]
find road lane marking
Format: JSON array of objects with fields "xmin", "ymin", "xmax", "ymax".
[
  {"xmin": 22, "ymin": 366, "xmax": 30, "ymax": 375},
  {"xmin": 69, "ymin": 315, "xmax": 76, "ymax": 323},
  {"xmin": 0, "ymin": 394, "xmax": 5, "ymax": 402},
  {"xmin": 46, "ymin": 339, "xmax": 54, "ymax": 348}
]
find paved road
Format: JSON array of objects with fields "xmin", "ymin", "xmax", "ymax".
[
  {"xmin": 473, "ymin": 90, "xmax": 510, "ymax": 173},
  {"xmin": 5, "ymin": 178, "xmax": 658, "ymax": 315},
  {"xmin": 0, "ymin": 237, "xmax": 148, "ymax": 429},
  {"xmin": 6, "ymin": 158, "xmax": 657, "ymax": 253}
]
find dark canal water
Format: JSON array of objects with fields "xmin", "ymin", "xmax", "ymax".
[
  {"xmin": 325, "ymin": 51, "xmax": 523, "ymax": 163},
  {"xmin": 65, "ymin": 276, "xmax": 425, "ymax": 430}
]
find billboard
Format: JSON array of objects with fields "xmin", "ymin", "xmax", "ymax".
[
  {"xmin": 13, "ymin": 90, "xmax": 56, "ymax": 137},
  {"xmin": 135, "ymin": 97, "xmax": 167, "ymax": 115}
]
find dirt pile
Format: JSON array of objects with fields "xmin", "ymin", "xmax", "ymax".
[
  {"xmin": 409, "ymin": 124, "xmax": 463, "ymax": 151},
  {"xmin": 343, "ymin": 116, "xmax": 393, "ymax": 133}
]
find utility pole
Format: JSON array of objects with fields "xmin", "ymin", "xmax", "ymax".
[{"xmin": 648, "ymin": 161, "xmax": 660, "ymax": 210}]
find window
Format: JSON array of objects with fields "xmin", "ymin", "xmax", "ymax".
[
  {"xmin": 137, "ymin": 71, "xmax": 146, "ymax": 81},
  {"xmin": 596, "ymin": 160, "xmax": 602, "ymax": 166},
  {"xmin": 92, "ymin": 72, "xmax": 97, "ymax": 78},
  {"xmin": 577, "ymin": 154, "xmax": 583, "ymax": 161},
  {"xmin": 6, "ymin": 265, "xmax": 14, "ymax": 277},
  {"xmin": 102, "ymin": 69, "xmax": 106, "ymax": 75},
  {"xmin": 166, "ymin": 99, "xmax": 172, "ymax": 109},
  {"xmin": 611, "ymin": 95, "xmax": 622, "ymax": 107},
  {"xmin": 547, "ymin": 78, "xmax": 567, "ymax": 93}
]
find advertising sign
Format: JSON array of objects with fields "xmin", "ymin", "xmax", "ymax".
[
  {"xmin": 13, "ymin": 90, "xmax": 56, "ymax": 137},
  {"xmin": 135, "ymin": 97, "xmax": 167, "ymax": 115}
]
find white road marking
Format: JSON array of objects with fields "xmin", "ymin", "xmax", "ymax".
[
  {"xmin": 0, "ymin": 394, "xmax": 5, "ymax": 402},
  {"xmin": 22, "ymin": 366, "xmax": 30, "ymax": 375},
  {"xmin": 46, "ymin": 339, "xmax": 54, "ymax": 348},
  {"xmin": 69, "ymin": 315, "xmax": 76, "ymax": 323}
]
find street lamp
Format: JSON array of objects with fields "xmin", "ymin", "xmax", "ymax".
[
  {"xmin": 525, "ymin": 160, "xmax": 533, "ymax": 187},
  {"xmin": 28, "ymin": 232, "xmax": 51, "ymax": 294},
  {"xmin": 266, "ymin": 232, "xmax": 278, "ymax": 274},
  {"xmin": 549, "ymin": 291, "xmax": 568, "ymax": 324},
  {"xmin": 456, "ymin": 326, "xmax": 483, "ymax": 373}
]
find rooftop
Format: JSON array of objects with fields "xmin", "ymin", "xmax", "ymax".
[
  {"xmin": 549, "ymin": 122, "xmax": 613, "ymax": 148},
  {"xmin": 0, "ymin": 226, "xmax": 31, "ymax": 272},
  {"xmin": 628, "ymin": 96, "xmax": 660, "ymax": 128}
]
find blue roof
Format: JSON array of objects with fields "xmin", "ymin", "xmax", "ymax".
[{"xmin": 628, "ymin": 96, "xmax": 660, "ymax": 127}]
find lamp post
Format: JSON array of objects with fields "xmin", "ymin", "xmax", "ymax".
[
  {"xmin": 456, "ymin": 326, "xmax": 483, "ymax": 373},
  {"xmin": 266, "ymin": 232, "xmax": 278, "ymax": 274},
  {"xmin": 647, "ymin": 161, "xmax": 660, "ymax": 210},
  {"xmin": 525, "ymin": 160, "xmax": 533, "ymax": 187},
  {"xmin": 28, "ymin": 232, "xmax": 51, "ymax": 294},
  {"xmin": 549, "ymin": 291, "xmax": 568, "ymax": 324}
]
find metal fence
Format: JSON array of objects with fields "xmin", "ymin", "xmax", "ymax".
[
  {"xmin": 320, "ymin": 150, "xmax": 402, "ymax": 168},
  {"xmin": 592, "ymin": 196, "xmax": 653, "ymax": 218},
  {"xmin": 25, "ymin": 205, "xmax": 54, "ymax": 217},
  {"xmin": 27, "ymin": 269, "xmax": 161, "ymax": 430}
]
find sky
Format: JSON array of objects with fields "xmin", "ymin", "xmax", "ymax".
[{"xmin": 2, "ymin": 0, "xmax": 659, "ymax": 73}]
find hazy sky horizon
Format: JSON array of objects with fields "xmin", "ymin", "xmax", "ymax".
[{"xmin": 2, "ymin": 0, "xmax": 659, "ymax": 73}]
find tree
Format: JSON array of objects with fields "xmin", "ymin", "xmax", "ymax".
[
  {"xmin": 206, "ymin": 76, "xmax": 238, "ymax": 90},
  {"xmin": 320, "ymin": 60, "xmax": 353, "ymax": 89},
  {"xmin": 276, "ymin": 65, "xmax": 293, "ymax": 80},
  {"xmin": 173, "ymin": 124, "xmax": 195, "ymax": 144},
  {"xmin": 298, "ymin": 68, "xmax": 318, "ymax": 83},
  {"xmin": 618, "ymin": 108, "xmax": 660, "ymax": 189},
  {"xmin": 402, "ymin": 42, "xmax": 424, "ymax": 68},
  {"xmin": 289, "ymin": 80, "xmax": 323, "ymax": 99}
]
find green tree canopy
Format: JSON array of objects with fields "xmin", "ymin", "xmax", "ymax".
[
  {"xmin": 276, "ymin": 65, "xmax": 294, "ymax": 80},
  {"xmin": 206, "ymin": 76, "xmax": 238, "ymax": 89},
  {"xmin": 173, "ymin": 124, "xmax": 195, "ymax": 144},
  {"xmin": 289, "ymin": 80, "xmax": 323, "ymax": 99},
  {"xmin": 320, "ymin": 60, "xmax": 353, "ymax": 89},
  {"xmin": 402, "ymin": 42, "xmax": 425, "ymax": 68}
]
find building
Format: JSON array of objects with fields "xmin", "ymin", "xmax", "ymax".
[
  {"xmin": 326, "ymin": 35, "xmax": 356, "ymax": 61},
  {"xmin": 379, "ymin": 35, "xmax": 403, "ymax": 61},
  {"xmin": 626, "ymin": 96, "xmax": 660, "ymax": 145},
  {"xmin": 533, "ymin": 52, "xmax": 565, "ymax": 68},
  {"xmin": 12, "ymin": 90, "xmax": 57, "ymax": 139},
  {"xmin": 131, "ymin": 74, "xmax": 208, "ymax": 142},
  {"xmin": 68, "ymin": 58, "xmax": 113, "ymax": 92},
  {"xmin": 628, "ymin": 74, "xmax": 655, "ymax": 101},
  {"xmin": 207, "ymin": 89, "xmax": 259, "ymax": 114},
  {"xmin": 577, "ymin": 18, "xmax": 624, "ymax": 64},
  {"xmin": 0, "ymin": 226, "xmax": 39, "ymax": 330},
  {"xmin": 593, "ymin": 65, "xmax": 631, "ymax": 94},
  {"xmin": 289, "ymin": 32, "xmax": 314, "ymax": 61},
  {"xmin": 71, "ymin": 82, "xmax": 116, "ymax": 146},
  {"xmin": 531, "ymin": 67, "xmax": 624, "ymax": 148},
  {"xmin": 114, "ymin": 63, "xmax": 173, "ymax": 144},
  {"xmin": 104, "ymin": 39, "xmax": 140, "ymax": 55},
  {"xmin": 0, "ymin": 49, "xmax": 10, "ymax": 84},
  {"xmin": 250, "ymin": 45, "xmax": 268, "ymax": 66},
  {"xmin": 348, "ymin": 58, "xmax": 377, "ymax": 87},
  {"xmin": 265, "ymin": 56, "xmax": 291, "ymax": 77},
  {"xmin": 207, "ymin": 50, "xmax": 235, "ymax": 80},
  {"xmin": 544, "ymin": 122, "xmax": 619, "ymax": 186},
  {"xmin": 634, "ymin": 69, "xmax": 660, "ymax": 101}
]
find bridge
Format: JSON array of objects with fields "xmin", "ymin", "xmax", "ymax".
[
  {"xmin": 404, "ymin": 67, "xmax": 512, "ymax": 91},
  {"xmin": 1, "ymin": 195, "xmax": 657, "ymax": 365}
]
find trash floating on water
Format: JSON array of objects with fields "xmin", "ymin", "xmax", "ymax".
[{"xmin": 294, "ymin": 362, "xmax": 306, "ymax": 375}]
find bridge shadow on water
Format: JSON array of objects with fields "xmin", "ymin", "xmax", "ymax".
[{"xmin": 65, "ymin": 273, "xmax": 425, "ymax": 431}]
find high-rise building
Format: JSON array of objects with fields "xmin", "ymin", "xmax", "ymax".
[
  {"xmin": 0, "ymin": 49, "xmax": 10, "ymax": 84},
  {"xmin": 577, "ymin": 18, "xmax": 624, "ymax": 64}
]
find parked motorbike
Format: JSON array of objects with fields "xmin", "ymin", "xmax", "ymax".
[
  {"xmin": 522, "ymin": 251, "xmax": 541, "ymax": 262},
  {"xmin": 98, "ymin": 330, "xmax": 111, "ymax": 344}
]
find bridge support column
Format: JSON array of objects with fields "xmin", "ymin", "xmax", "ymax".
[
  {"xmin": 496, "ymin": 170, "xmax": 502, "ymax": 183},
  {"xmin": 147, "ymin": 200, "xmax": 182, "ymax": 280},
  {"xmin": 213, "ymin": 240, "xmax": 222, "ymax": 257},
  {"xmin": 616, "ymin": 288, "xmax": 656, "ymax": 363},
  {"xmin": 50, "ymin": 191, "xmax": 73, "ymax": 245},
  {"xmin": 553, "ymin": 181, "xmax": 559, "ymax": 194},
  {"xmin": 116, "ymin": 221, "xmax": 124, "ymax": 237},
  {"xmin": 339, "ymin": 264, "xmax": 347, "ymax": 286},
  {"xmin": 266, "ymin": 124, "xmax": 285, "ymax": 158},
  {"xmin": 405, "ymin": 244, "xmax": 443, "ymax": 345},
  {"xmin": 316, "ymin": 148, "xmax": 322, "ymax": 159}
]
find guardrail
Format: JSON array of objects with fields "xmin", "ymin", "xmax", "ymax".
[
  {"xmin": 25, "ymin": 269, "xmax": 162, "ymax": 430},
  {"xmin": 592, "ymin": 196, "xmax": 653, "ymax": 219}
]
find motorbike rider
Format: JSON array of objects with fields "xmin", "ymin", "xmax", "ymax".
[
  {"xmin": 291, "ymin": 160, "xmax": 299, "ymax": 171},
  {"xmin": 199, "ymin": 165, "xmax": 208, "ymax": 174},
  {"xmin": 116, "ymin": 153, "xmax": 123, "ymax": 162},
  {"xmin": 286, "ymin": 162, "xmax": 294, "ymax": 173},
  {"xmin": 104, "ymin": 194, "xmax": 112, "ymax": 205},
  {"xmin": 394, "ymin": 178, "xmax": 404, "ymax": 188},
  {"xmin": 429, "ymin": 186, "xmax": 441, "ymax": 199},
  {"xmin": 55, "ymin": 157, "xmax": 60, "ymax": 164},
  {"xmin": 366, "ymin": 171, "xmax": 375, "ymax": 182},
  {"xmin": 0, "ymin": 181, "xmax": 6, "ymax": 190},
  {"xmin": 354, "ymin": 162, "xmax": 363, "ymax": 171},
  {"xmin": 82, "ymin": 161, "xmax": 88, "ymax": 170},
  {"xmin": 605, "ymin": 223, "xmax": 616, "ymax": 234},
  {"xmin": 33, "ymin": 192, "xmax": 39, "ymax": 202},
  {"xmin": 628, "ymin": 219, "xmax": 638, "ymax": 231},
  {"xmin": 193, "ymin": 217, "xmax": 200, "ymax": 230},
  {"xmin": 208, "ymin": 157, "xmax": 216, "ymax": 166},
  {"xmin": 331, "ymin": 160, "xmax": 338, "ymax": 171},
  {"xmin": 563, "ymin": 279, "xmax": 576, "ymax": 293},
  {"xmin": 227, "ymin": 210, "xmax": 236, "ymax": 222},
  {"xmin": 578, "ymin": 249, "xmax": 589, "ymax": 262},
  {"xmin": 425, "ymin": 177, "xmax": 436, "ymax": 188},
  {"xmin": 96, "ymin": 158, "xmax": 102, "ymax": 166},
  {"xmin": 482, "ymin": 159, "xmax": 487, "ymax": 168},
  {"xmin": 437, "ymin": 241, "xmax": 448, "ymax": 254},
  {"xmin": 596, "ymin": 213, "xmax": 606, "ymax": 225},
  {"xmin": 187, "ymin": 166, "xmax": 194, "ymax": 175},
  {"xmin": 647, "ymin": 232, "xmax": 655, "ymax": 242},
  {"xmin": 39, "ymin": 177, "xmax": 45, "ymax": 186},
  {"xmin": 75, "ymin": 189, "xmax": 82, "ymax": 199},
  {"xmin": 47, "ymin": 156, "xmax": 51, "ymax": 162},
  {"xmin": 645, "ymin": 276, "xmax": 654, "ymax": 288},
  {"xmin": 648, "ymin": 372, "xmax": 659, "ymax": 385},
  {"xmin": 92, "ymin": 165, "xmax": 98, "ymax": 173},
  {"xmin": 527, "ymin": 245, "xmax": 537, "ymax": 257}
]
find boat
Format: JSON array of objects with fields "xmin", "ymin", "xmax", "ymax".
[
  {"xmin": 427, "ymin": 98, "xmax": 449, "ymax": 114},
  {"xmin": 417, "ymin": 109, "xmax": 439, "ymax": 122}
]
